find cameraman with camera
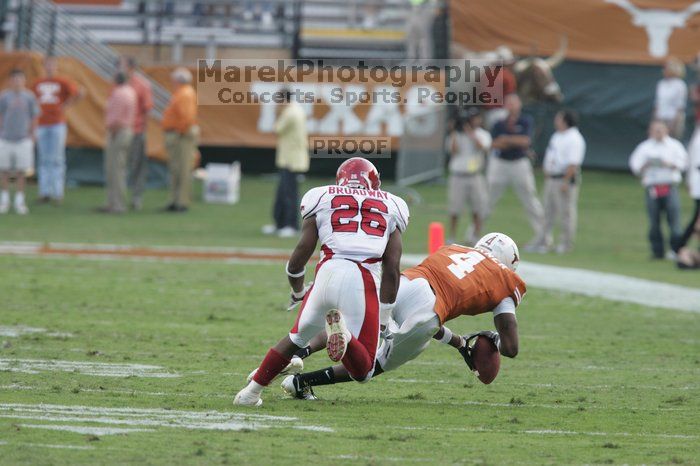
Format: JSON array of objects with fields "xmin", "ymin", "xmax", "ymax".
[{"xmin": 446, "ymin": 109, "xmax": 491, "ymax": 245}]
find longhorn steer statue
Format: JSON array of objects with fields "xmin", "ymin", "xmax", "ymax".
[{"xmin": 453, "ymin": 36, "xmax": 568, "ymax": 105}]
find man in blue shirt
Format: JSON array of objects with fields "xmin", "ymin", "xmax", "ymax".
[{"xmin": 486, "ymin": 94, "xmax": 546, "ymax": 249}]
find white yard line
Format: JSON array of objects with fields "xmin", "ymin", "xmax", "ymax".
[
  {"xmin": 0, "ymin": 359, "xmax": 179, "ymax": 378},
  {"xmin": 385, "ymin": 378, "xmax": 698, "ymax": 391},
  {"xmin": 18, "ymin": 424, "xmax": 154, "ymax": 436},
  {"xmin": 0, "ymin": 326, "xmax": 72, "ymax": 339},
  {"xmin": 395, "ymin": 425, "xmax": 697, "ymax": 440},
  {"xmin": 1, "ymin": 241, "xmax": 697, "ymax": 312},
  {"xmin": 0, "ymin": 403, "xmax": 333, "ymax": 433},
  {"xmin": 0, "ymin": 326, "xmax": 46, "ymax": 337}
]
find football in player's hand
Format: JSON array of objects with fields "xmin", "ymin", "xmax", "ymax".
[{"xmin": 472, "ymin": 336, "xmax": 500, "ymax": 384}]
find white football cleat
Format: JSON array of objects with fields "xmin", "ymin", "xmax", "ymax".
[
  {"xmin": 325, "ymin": 309, "xmax": 351, "ymax": 362},
  {"xmin": 14, "ymin": 201, "xmax": 28, "ymax": 215},
  {"xmin": 277, "ymin": 227, "xmax": 298, "ymax": 238},
  {"xmin": 261, "ymin": 224, "xmax": 277, "ymax": 235},
  {"xmin": 281, "ymin": 375, "xmax": 318, "ymax": 400},
  {"xmin": 233, "ymin": 384, "xmax": 263, "ymax": 407},
  {"xmin": 246, "ymin": 356, "xmax": 304, "ymax": 383}
]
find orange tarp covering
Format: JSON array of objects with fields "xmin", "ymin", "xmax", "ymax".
[
  {"xmin": 0, "ymin": 51, "xmax": 167, "ymax": 160},
  {"xmin": 450, "ymin": 0, "xmax": 700, "ymax": 64}
]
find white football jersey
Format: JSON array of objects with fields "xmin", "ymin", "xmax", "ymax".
[{"xmin": 300, "ymin": 185, "xmax": 410, "ymax": 264}]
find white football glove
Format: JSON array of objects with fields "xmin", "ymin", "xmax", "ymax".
[{"xmin": 287, "ymin": 282, "xmax": 312, "ymax": 311}]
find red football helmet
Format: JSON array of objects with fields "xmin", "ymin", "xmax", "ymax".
[{"xmin": 336, "ymin": 157, "xmax": 381, "ymax": 190}]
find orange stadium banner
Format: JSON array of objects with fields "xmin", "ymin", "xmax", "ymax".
[{"xmin": 450, "ymin": 0, "xmax": 700, "ymax": 64}]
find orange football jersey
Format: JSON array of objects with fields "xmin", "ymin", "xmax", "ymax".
[{"xmin": 402, "ymin": 244, "xmax": 526, "ymax": 324}]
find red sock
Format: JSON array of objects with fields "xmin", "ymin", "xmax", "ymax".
[
  {"xmin": 341, "ymin": 336, "xmax": 373, "ymax": 381},
  {"xmin": 252, "ymin": 348, "xmax": 291, "ymax": 386}
]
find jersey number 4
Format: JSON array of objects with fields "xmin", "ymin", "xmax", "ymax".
[
  {"xmin": 330, "ymin": 195, "xmax": 388, "ymax": 237},
  {"xmin": 447, "ymin": 251, "xmax": 485, "ymax": 279}
]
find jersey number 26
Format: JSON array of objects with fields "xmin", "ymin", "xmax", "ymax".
[{"xmin": 330, "ymin": 195, "xmax": 388, "ymax": 237}]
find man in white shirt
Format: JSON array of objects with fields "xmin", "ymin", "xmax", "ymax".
[
  {"xmin": 654, "ymin": 58, "xmax": 688, "ymax": 140},
  {"xmin": 541, "ymin": 110, "xmax": 586, "ymax": 254},
  {"xmin": 446, "ymin": 110, "xmax": 491, "ymax": 244},
  {"xmin": 629, "ymin": 120, "xmax": 688, "ymax": 259}
]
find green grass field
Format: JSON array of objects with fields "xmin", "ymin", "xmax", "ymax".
[
  {"xmin": 0, "ymin": 171, "xmax": 699, "ymax": 464},
  {"xmin": 0, "ymin": 257, "xmax": 698, "ymax": 465}
]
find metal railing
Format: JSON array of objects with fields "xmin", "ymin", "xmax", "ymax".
[{"xmin": 5, "ymin": 0, "xmax": 170, "ymax": 117}]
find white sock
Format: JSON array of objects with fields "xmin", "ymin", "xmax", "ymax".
[
  {"xmin": 247, "ymin": 380, "xmax": 264, "ymax": 395},
  {"xmin": 14, "ymin": 191, "xmax": 25, "ymax": 204}
]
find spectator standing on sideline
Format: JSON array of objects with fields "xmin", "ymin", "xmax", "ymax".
[
  {"xmin": 32, "ymin": 56, "xmax": 81, "ymax": 205},
  {"xmin": 654, "ymin": 58, "xmax": 687, "ymax": 140},
  {"xmin": 120, "ymin": 56, "xmax": 153, "ymax": 210},
  {"xmin": 629, "ymin": 120, "xmax": 688, "ymax": 260},
  {"xmin": 677, "ymin": 124, "xmax": 700, "ymax": 262},
  {"xmin": 100, "ymin": 72, "xmax": 136, "ymax": 214},
  {"xmin": 486, "ymin": 93, "xmax": 546, "ymax": 249},
  {"xmin": 446, "ymin": 110, "xmax": 491, "ymax": 245},
  {"xmin": 540, "ymin": 110, "xmax": 586, "ymax": 254},
  {"xmin": 262, "ymin": 89, "xmax": 309, "ymax": 238},
  {"xmin": 0, "ymin": 69, "xmax": 40, "ymax": 215},
  {"xmin": 162, "ymin": 67, "xmax": 198, "ymax": 213},
  {"xmin": 483, "ymin": 46, "xmax": 518, "ymax": 130},
  {"xmin": 406, "ymin": 0, "xmax": 436, "ymax": 60}
]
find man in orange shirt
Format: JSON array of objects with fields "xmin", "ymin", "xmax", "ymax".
[
  {"xmin": 32, "ymin": 56, "xmax": 81, "ymax": 204},
  {"xmin": 120, "ymin": 57, "xmax": 153, "ymax": 210},
  {"xmin": 279, "ymin": 233, "xmax": 525, "ymax": 399},
  {"xmin": 162, "ymin": 67, "xmax": 198, "ymax": 212}
]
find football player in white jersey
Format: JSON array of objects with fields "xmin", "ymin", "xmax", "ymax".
[{"xmin": 234, "ymin": 157, "xmax": 410, "ymax": 406}]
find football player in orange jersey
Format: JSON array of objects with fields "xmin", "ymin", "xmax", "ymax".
[{"xmin": 279, "ymin": 232, "xmax": 524, "ymax": 400}]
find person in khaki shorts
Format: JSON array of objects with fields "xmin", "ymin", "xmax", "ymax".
[
  {"xmin": 446, "ymin": 110, "xmax": 491, "ymax": 245},
  {"xmin": 540, "ymin": 110, "xmax": 586, "ymax": 254},
  {"xmin": 100, "ymin": 72, "xmax": 136, "ymax": 214},
  {"xmin": 0, "ymin": 69, "xmax": 40, "ymax": 215},
  {"xmin": 486, "ymin": 94, "xmax": 546, "ymax": 249},
  {"xmin": 162, "ymin": 68, "xmax": 198, "ymax": 213}
]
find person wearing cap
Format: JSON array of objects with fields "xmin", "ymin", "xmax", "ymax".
[
  {"xmin": 162, "ymin": 67, "xmax": 198, "ymax": 213},
  {"xmin": 540, "ymin": 110, "xmax": 586, "ymax": 254},
  {"xmin": 446, "ymin": 110, "xmax": 491, "ymax": 245}
]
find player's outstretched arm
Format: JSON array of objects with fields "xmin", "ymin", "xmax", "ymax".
[
  {"xmin": 287, "ymin": 217, "xmax": 319, "ymax": 294},
  {"xmin": 494, "ymin": 313, "xmax": 518, "ymax": 358},
  {"xmin": 379, "ymin": 230, "xmax": 402, "ymax": 325}
]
